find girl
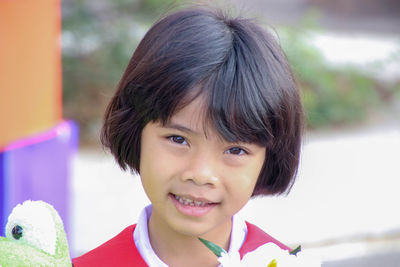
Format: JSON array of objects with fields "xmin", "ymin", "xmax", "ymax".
[{"xmin": 73, "ymin": 5, "xmax": 303, "ymax": 267}]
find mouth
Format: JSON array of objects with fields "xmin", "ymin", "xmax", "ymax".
[{"xmin": 169, "ymin": 193, "xmax": 218, "ymax": 217}]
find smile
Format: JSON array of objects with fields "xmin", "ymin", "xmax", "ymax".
[
  {"xmin": 173, "ymin": 194, "xmax": 213, "ymax": 207},
  {"xmin": 170, "ymin": 193, "xmax": 218, "ymax": 217}
]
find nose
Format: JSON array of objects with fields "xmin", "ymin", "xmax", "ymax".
[{"xmin": 181, "ymin": 150, "xmax": 219, "ymax": 187}]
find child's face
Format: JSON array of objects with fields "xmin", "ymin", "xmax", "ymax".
[{"xmin": 139, "ymin": 97, "xmax": 266, "ymax": 239}]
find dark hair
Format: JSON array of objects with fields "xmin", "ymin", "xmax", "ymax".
[{"xmin": 101, "ymin": 7, "xmax": 303, "ymax": 196}]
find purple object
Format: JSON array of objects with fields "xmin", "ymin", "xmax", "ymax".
[{"xmin": 0, "ymin": 120, "xmax": 78, "ymax": 238}]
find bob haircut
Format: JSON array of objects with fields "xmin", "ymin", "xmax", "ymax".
[{"xmin": 101, "ymin": 7, "xmax": 303, "ymax": 196}]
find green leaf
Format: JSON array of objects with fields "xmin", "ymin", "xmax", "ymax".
[
  {"xmin": 198, "ymin": 237, "xmax": 227, "ymax": 257},
  {"xmin": 289, "ymin": 245, "xmax": 302, "ymax": 256}
]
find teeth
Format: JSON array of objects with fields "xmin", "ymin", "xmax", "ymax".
[{"xmin": 174, "ymin": 195, "xmax": 209, "ymax": 207}]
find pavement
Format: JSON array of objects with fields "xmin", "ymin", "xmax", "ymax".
[
  {"xmin": 69, "ymin": 116, "xmax": 400, "ymax": 266},
  {"xmin": 323, "ymin": 251, "xmax": 400, "ymax": 267}
]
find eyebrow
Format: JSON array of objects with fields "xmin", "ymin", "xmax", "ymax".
[{"xmin": 161, "ymin": 122, "xmax": 199, "ymax": 135}]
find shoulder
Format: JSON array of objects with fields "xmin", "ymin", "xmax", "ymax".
[
  {"xmin": 72, "ymin": 224, "xmax": 148, "ymax": 267},
  {"xmin": 239, "ymin": 221, "xmax": 291, "ymax": 257}
]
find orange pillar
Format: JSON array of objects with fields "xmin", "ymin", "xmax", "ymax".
[{"xmin": 0, "ymin": 0, "xmax": 62, "ymax": 148}]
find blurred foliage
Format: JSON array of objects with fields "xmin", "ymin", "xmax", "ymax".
[
  {"xmin": 61, "ymin": 2, "xmax": 399, "ymax": 145},
  {"xmin": 280, "ymin": 13, "xmax": 399, "ymax": 128},
  {"xmin": 62, "ymin": 0, "xmax": 180, "ymax": 145}
]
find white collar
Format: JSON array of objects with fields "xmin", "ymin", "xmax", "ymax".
[{"xmin": 133, "ymin": 205, "xmax": 247, "ymax": 266}]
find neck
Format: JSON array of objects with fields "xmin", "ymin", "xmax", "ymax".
[{"xmin": 148, "ymin": 211, "xmax": 232, "ymax": 267}]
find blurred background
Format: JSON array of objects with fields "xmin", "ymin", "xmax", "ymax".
[{"xmin": 1, "ymin": 0, "xmax": 400, "ymax": 266}]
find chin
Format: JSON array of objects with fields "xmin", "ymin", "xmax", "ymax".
[{"xmin": 171, "ymin": 220, "xmax": 215, "ymax": 237}]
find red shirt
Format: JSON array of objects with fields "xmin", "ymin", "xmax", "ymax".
[{"xmin": 73, "ymin": 222, "xmax": 290, "ymax": 267}]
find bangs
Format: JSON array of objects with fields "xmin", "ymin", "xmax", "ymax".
[
  {"xmin": 127, "ymin": 8, "xmax": 287, "ymax": 147},
  {"xmin": 157, "ymin": 60, "xmax": 276, "ymax": 147},
  {"xmin": 155, "ymin": 23, "xmax": 279, "ymax": 146},
  {"xmin": 204, "ymin": 58, "xmax": 275, "ymax": 146}
]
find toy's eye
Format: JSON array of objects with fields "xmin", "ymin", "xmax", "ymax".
[
  {"xmin": 6, "ymin": 201, "xmax": 57, "ymax": 255},
  {"xmin": 12, "ymin": 225, "xmax": 23, "ymax": 240}
]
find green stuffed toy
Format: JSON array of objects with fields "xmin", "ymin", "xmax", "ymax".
[{"xmin": 0, "ymin": 200, "xmax": 72, "ymax": 266}]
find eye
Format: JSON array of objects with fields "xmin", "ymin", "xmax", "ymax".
[
  {"xmin": 169, "ymin": 135, "xmax": 188, "ymax": 145},
  {"xmin": 12, "ymin": 225, "xmax": 23, "ymax": 240},
  {"xmin": 226, "ymin": 147, "xmax": 247, "ymax": 155}
]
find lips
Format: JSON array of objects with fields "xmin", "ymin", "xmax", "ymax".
[{"xmin": 170, "ymin": 193, "xmax": 218, "ymax": 217}]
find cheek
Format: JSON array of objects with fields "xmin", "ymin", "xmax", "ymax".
[
  {"xmin": 226, "ymin": 171, "xmax": 258, "ymax": 201},
  {"xmin": 139, "ymin": 142, "xmax": 181, "ymax": 191},
  {"xmin": 235, "ymin": 173, "xmax": 258, "ymax": 197},
  {"xmin": 139, "ymin": 140, "xmax": 163, "ymax": 194},
  {"xmin": 140, "ymin": 153, "xmax": 163, "ymax": 187},
  {"xmin": 228, "ymin": 160, "xmax": 264, "ymax": 199}
]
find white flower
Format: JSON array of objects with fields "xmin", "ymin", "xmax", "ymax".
[
  {"xmin": 218, "ymin": 251, "xmax": 242, "ymax": 267},
  {"xmin": 217, "ymin": 243, "xmax": 321, "ymax": 267}
]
